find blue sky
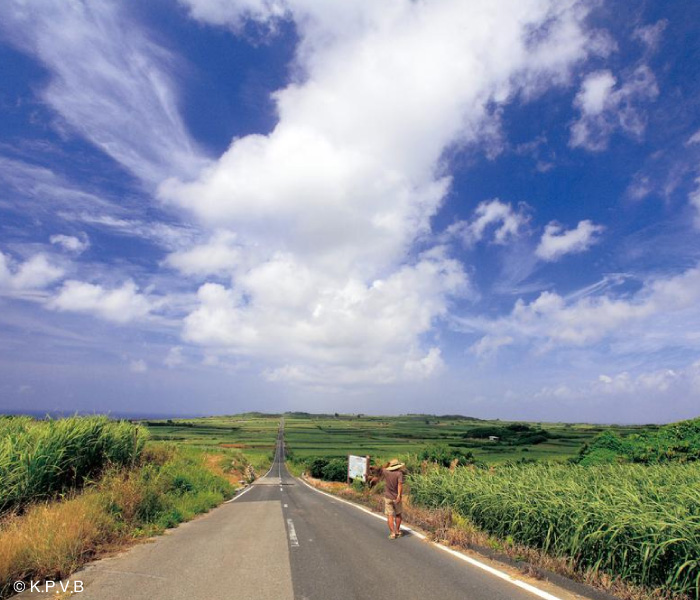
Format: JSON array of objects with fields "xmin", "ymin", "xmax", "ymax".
[{"xmin": 1, "ymin": 0, "xmax": 699, "ymax": 422}]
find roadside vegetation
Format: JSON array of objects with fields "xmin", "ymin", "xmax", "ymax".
[
  {"xmin": 0, "ymin": 415, "xmax": 147, "ymax": 513},
  {"xmin": 410, "ymin": 462, "xmax": 700, "ymax": 598},
  {"xmin": 293, "ymin": 415, "xmax": 700, "ymax": 600},
  {"xmin": 574, "ymin": 418, "xmax": 700, "ymax": 465},
  {"xmin": 0, "ymin": 416, "xmax": 261, "ymax": 600}
]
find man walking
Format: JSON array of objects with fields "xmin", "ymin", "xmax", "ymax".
[{"xmin": 382, "ymin": 459, "xmax": 404, "ymax": 539}]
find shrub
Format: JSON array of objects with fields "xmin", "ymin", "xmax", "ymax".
[
  {"xmin": 418, "ymin": 445, "xmax": 474, "ymax": 467},
  {"xmin": 321, "ymin": 459, "xmax": 347, "ymax": 482}
]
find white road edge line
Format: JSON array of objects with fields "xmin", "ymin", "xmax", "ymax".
[
  {"xmin": 298, "ymin": 479, "xmax": 564, "ymax": 600},
  {"xmin": 225, "ymin": 484, "xmax": 254, "ymax": 503},
  {"xmin": 286, "ymin": 518, "xmax": 299, "ymax": 548}
]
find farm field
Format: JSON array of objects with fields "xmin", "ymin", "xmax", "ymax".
[
  {"xmin": 140, "ymin": 413, "xmax": 280, "ymax": 469},
  {"xmin": 280, "ymin": 413, "xmax": 656, "ymax": 464},
  {"xmin": 141, "ymin": 412, "xmax": 656, "ymax": 465}
]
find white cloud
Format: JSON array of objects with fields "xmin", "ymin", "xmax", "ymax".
[
  {"xmin": 0, "ymin": 156, "xmax": 115, "ymax": 216},
  {"xmin": 165, "ymin": 231, "xmax": 242, "ymax": 276},
  {"xmin": 536, "ymin": 361, "xmax": 700, "ymax": 422},
  {"xmin": 536, "ymin": 219, "xmax": 604, "ymax": 261},
  {"xmin": 164, "ymin": 346, "xmax": 185, "ymax": 368},
  {"xmin": 570, "ymin": 65, "xmax": 659, "ymax": 151},
  {"xmin": 632, "ymin": 20, "xmax": 668, "ymax": 51},
  {"xmin": 183, "ymin": 250, "xmax": 467, "ymax": 384},
  {"xmin": 448, "ymin": 199, "xmax": 530, "ymax": 247},
  {"xmin": 0, "ymin": 0, "xmax": 207, "ymax": 185},
  {"xmin": 50, "ymin": 234, "xmax": 90, "ymax": 254},
  {"xmin": 470, "ymin": 335, "xmax": 514, "ymax": 359},
  {"xmin": 691, "ymin": 183, "xmax": 700, "ymax": 228},
  {"xmin": 469, "ymin": 263, "xmax": 700, "ymax": 350},
  {"xmin": 129, "ymin": 359, "xmax": 148, "ymax": 373},
  {"xmin": 575, "ymin": 70, "xmax": 616, "ymax": 115},
  {"xmin": 49, "ymin": 280, "xmax": 153, "ymax": 323},
  {"xmin": 161, "ymin": 1, "xmax": 599, "ymax": 385},
  {"xmin": 0, "ymin": 252, "xmax": 65, "ymax": 292}
]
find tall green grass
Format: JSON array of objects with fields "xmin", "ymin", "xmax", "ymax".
[
  {"xmin": 0, "ymin": 416, "xmax": 148, "ymax": 513},
  {"xmin": 410, "ymin": 464, "xmax": 700, "ymax": 598}
]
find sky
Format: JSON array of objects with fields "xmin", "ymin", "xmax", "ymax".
[{"xmin": 1, "ymin": 0, "xmax": 699, "ymax": 423}]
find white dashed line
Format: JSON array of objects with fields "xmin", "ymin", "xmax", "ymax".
[{"xmin": 286, "ymin": 518, "xmax": 299, "ymax": 548}]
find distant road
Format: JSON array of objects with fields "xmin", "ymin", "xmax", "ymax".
[{"xmin": 14, "ymin": 420, "xmax": 586, "ymax": 600}]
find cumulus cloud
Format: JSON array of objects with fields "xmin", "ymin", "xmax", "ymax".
[
  {"xmin": 159, "ymin": 0, "xmax": 600, "ymax": 384},
  {"xmin": 0, "ymin": 252, "xmax": 65, "ymax": 292},
  {"xmin": 448, "ymin": 199, "xmax": 530, "ymax": 247},
  {"xmin": 536, "ymin": 219, "xmax": 604, "ymax": 261},
  {"xmin": 0, "ymin": 0, "xmax": 207, "ymax": 185},
  {"xmin": 468, "ymin": 264, "xmax": 700, "ymax": 350},
  {"xmin": 165, "ymin": 0, "xmax": 601, "ymax": 383},
  {"xmin": 165, "ymin": 231, "xmax": 242, "ymax": 277},
  {"xmin": 570, "ymin": 65, "xmax": 659, "ymax": 151},
  {"xmin": 49, "ymin": 280, "xmax": 153, "ymax": 323},
  {"xmin": 50, "ymin": 234, "xmax": 90, "ymax": 254},
  {"xmin": 182, "ymin": 250, "xmax": 466, "ymax": 384}
]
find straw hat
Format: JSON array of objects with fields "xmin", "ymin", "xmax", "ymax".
[{"xmin": 386, "ymin": 458, "xmax": 404, "ymax": 471}]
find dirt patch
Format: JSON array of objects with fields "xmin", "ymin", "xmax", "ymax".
[{"xmin": 203, "ymin": 454, "xmax": 244, "ymax": 486}]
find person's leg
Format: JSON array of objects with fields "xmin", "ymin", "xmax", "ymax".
[
  {"xmin": 384, "ymin": 499, "xmax": 396, "ymax": 537},
  {"xmin": 395, "ymin": 513, "xmax": 402, "ymax": 535}
]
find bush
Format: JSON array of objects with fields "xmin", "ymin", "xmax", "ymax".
[
  {"xmin": 321, "ymin": 459, "xmax": 347, "ymax": 482},
  {"xmin": 418, "ymin": 445, "xmax": 474, "ymax": 467},
  {"xmin": 575, "ymin": 418, "xmax": 700, "ymax": 465},
  {"xmin": 307, "ymin": 458, "xmax": 331, "ymax": 479}
]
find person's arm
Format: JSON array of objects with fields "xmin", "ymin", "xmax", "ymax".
[{"xmin": 396, "ymin": 477, "xmax": 403, "ymax": 502}]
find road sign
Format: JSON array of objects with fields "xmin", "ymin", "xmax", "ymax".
[{"xmin": 347, "ymin": 455, "xmax": 369, "ymax": 482}]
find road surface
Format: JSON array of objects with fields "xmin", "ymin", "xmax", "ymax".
[{"xmin": 14, "ymin": 421, "xmax": 591, "ymax": 600}]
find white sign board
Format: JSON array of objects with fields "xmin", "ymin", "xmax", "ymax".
[{"xmin": 347, "ymin": 455, "xmax": 369, "ymax": 482}]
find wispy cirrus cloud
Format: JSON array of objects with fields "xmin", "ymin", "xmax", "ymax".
[{"xmin": 0, "ymin": 0, "xmax": 208, "ymax": 185}]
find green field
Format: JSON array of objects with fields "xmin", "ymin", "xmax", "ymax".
[
  {"xmin": 141, "ymin": 412, "xmax": 655, "ymax": 465},
  {"xmin": 139, "ymin": 413, "xmax": 280, "ymax": 471},
  {"xmin": 281, "ymin": 413, "xmax": 657, "ymax": 464}
]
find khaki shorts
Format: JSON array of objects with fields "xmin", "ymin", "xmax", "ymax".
[{"xmin": 384, "ymin": 498, "xmax": 402, "ymax": 516}]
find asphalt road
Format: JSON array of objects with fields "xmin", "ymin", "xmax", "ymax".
[{"xmin": 13, "ymin": 421, "xmax": 588, "ymax": 600}]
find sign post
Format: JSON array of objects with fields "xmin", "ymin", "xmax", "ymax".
[{"xmin": 347, "ymin": 454, "xmax": 370, "ymax": 483}]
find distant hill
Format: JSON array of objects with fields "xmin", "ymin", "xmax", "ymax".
[{"xmin": 575, "ymin": 417, "xmax": 700, "ymax": 465}]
